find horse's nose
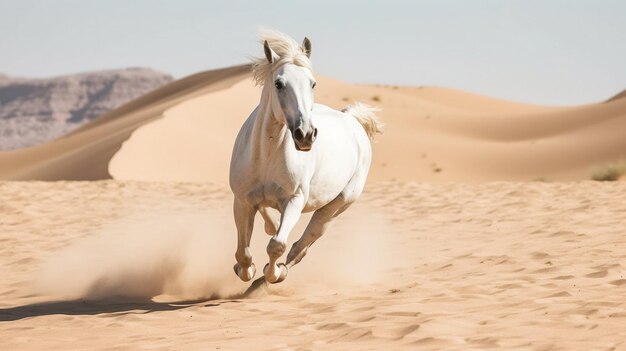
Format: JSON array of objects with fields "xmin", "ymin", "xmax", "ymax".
[
  {"xmin": 293, "ymin": 126, "xmax": 317, "ymax": 151},
  {"xmin": 311, "ymin": 127, "xmax": 318, "ymax": 142},
  {"xmin": 294, "ymin": 127, "xmax": 317, "ymax": 143},
  {"xmin": 294, "ymin": 128, "xmax": 306, "ymax": 142}
]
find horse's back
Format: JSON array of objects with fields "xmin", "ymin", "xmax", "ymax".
[{"xmin": 312, "ymin": 103, "xmax": 372, "ymax": 163}]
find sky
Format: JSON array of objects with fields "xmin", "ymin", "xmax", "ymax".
[{"xmin": 0, "ymin": 0, "xmax": 625, "ymax": 105}]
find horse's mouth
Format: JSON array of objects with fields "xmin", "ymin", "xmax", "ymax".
[{"xmin": 294, "ymin": 143, "xmax": 312, "ymax": 152}]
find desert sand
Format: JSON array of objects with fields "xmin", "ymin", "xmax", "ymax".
[
  {"xmin": 1, "ymin": 64, "xmax": 625, "ymax": 350},
  {"xmin": 1, "ymin": 181, "xmax": 625, "ymax": 350},
  {"xmin": 0, "ymin": 64, "xmax": 625, "ymax": 181}
]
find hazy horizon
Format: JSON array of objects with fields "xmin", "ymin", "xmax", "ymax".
[{"xmin": 1, "ymin": 0, "xmax": 625, "ymax": 105}]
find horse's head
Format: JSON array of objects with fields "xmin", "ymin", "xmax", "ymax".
[{"xmin": 264, "ymin": 38, "xmax": 317, "ymax": 152}]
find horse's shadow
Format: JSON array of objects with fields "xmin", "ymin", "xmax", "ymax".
[
  {"xmin": 0, "ymin": 298, "xmax": 234, "ymax": 322},
  {"xmin": 0, "ymin": 278, "xmax": 269, "ymax": 322}
]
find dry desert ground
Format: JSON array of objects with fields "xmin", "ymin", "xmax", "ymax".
[
  {"xmin": 1, "ymin": 65, "xmax": 626, "ymax": 350},
  {"xmin": 1, "ymin": 181, "xmax": 625, "ymax": 350}
]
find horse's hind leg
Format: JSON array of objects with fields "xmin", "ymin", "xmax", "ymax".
[
  {"xmin": 233, "ymin": 198, "xmax": 257, "ymax": 282},
  {"xmin": 259, "ymin": 207, "xmax": 279, "ymax": 235},
  {"xmin": 286, "ymin": 198, "xmax": 352, "ymax": 269}
]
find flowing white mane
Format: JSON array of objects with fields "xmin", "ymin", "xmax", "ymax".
[{"xmin": 251, "ymin": 29, "xmax": 313, "ymax": 86}]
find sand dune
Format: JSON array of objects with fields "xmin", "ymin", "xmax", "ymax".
[
  {"xmin": 1, "ymin": 65, "xmax": 624, "ymax": 181},
  {"xmin": 606, "ymin": 88, "xmax": 626, "ymax": 103},
  {"xmin": 0, "ymin": 65, "xmax": 249, "ymax": 180},
  {"xmin": 2, "ymin": 64, "xmax": 625, "ymax": 350},
  {"xmin": 110, "ymin": 72, "xmax": 626, "ymax": 182},
  {"xmin": 2, "ymin": 181, "xmax": 625, "ymax": 350}
]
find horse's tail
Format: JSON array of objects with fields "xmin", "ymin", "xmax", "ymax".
[{"xmin": 342, "ymin": 102, "xmax": 384, "ymax": 141}]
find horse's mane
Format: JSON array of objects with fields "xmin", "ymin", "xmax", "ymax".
[{"xmin": 251, "ymin": 29, "xmax": 313, "ymax": 87}]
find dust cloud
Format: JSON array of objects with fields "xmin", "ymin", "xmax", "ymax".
[{"xmin": 35, "ymin": 202, "xmax": 400, "ymax": 301}]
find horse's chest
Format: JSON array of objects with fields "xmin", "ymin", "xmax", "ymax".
[
  {"xmin": 272, "ymin": 165, "xmax": 305, "ymax": 193},
  {"xmin": 238, "ymin": 160, "xmax": 300, "ymax": 207},
  {"xmin": 237, "ymin": 148, "xmax": 343, "ymax": 211}
]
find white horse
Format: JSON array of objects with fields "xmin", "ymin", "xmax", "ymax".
[{"xmin": 229, "ymin": 30, "xmax": 383, "ymax": 284}]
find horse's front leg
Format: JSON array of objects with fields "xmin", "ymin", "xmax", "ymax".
[
  {"xmin": 264, "ymin": 194, "xmax": 305, "ymax": 283},
  {"xmin": 233, "ymin": 197, "xmax": 257, "ymax": 282}
]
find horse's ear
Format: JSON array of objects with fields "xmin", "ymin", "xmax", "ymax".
[
  {"xmin": 264, "ymin": 40, "xmax": 278, "ymax": 63},
  {"xmin": 302, "ymin": 37, "xmax": 312, "ymax": 58}
]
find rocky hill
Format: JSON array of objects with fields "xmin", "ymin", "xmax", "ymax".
[{"xmin": 0, "ymin": 68, "xmax": 173, "ymax": 150}]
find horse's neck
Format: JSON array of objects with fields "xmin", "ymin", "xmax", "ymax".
[{"xmin": 252, "ymin": 86, "xmax": 289, "ymax": 160}]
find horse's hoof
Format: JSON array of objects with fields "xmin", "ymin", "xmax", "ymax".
[
  {"xmin": 274, "ymin": 263, "xmax": 288, "ymax": 283},
  {"xmin": 234, "ymin": 262, "xmax": 256, "ymax": 282},
  {"xmin": 263, "ymin": 263, "xmax": 289, "ymax": 284}
]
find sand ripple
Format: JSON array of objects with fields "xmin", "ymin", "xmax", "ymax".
[{"xmin": 1, "ymin": 181, "xmax": 625, "ymax": 350}]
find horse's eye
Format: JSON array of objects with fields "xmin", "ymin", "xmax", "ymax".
[
  {"xmin": 274, "ymin": 80, "xmax": 284, "ymax": 89},
  {"xmin": 312, "ymin": 82, "xmax": 317, "ymax": 89}
]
